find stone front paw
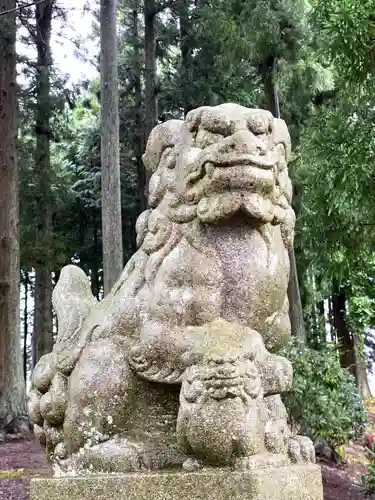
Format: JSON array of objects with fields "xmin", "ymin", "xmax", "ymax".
[
  {"xmin": 70, "ymin": 437, "xmax": 185, "ymax": 473},
  {"xmin": 288, "ymin": 435, "xmax": 315, "ymax": 464},
  {"xmin": 39, "ymin": 373, "xmax": 68, "ymax": 426},
  {"xmin": 69, "ymin": 438, "xmax": 150, "ymax": 473},
  {"xmin": 31, "ymin": 352, "xmax": 59, "ymax": 394}
]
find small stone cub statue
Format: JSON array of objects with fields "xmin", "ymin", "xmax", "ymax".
[{"xmin": 176, "ymin": 320, "xmax": 315, "ymax": 470}]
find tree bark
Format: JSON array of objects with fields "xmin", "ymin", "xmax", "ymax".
[
  {"xmin": 0, "ymin": 0, "xmax": 26, "ymax": 430},
  {"xmin": 330, "ymin": 284, "xmax": 372, "ymax": 396},
  {"xmin": 100, "ymin": 0, "xmax": 123, "ymax": 296},
  {"xmin": 144, "ymin": 0, "xmax": 158, "ymax": 191},
  {"xmin": 317, "ymin": 300, "xmax": 324, "ymax": 318},
  {"xmin": 23, "ymin": 271, "xmax": 29, "ymax": 382},
  {"xmin": 261, "ymin": 55, "xmax": 306, "ymax": 343},
  {"xmin": 132, "ymin": 1, "xmax": 147, "ymax": 212},
  {"xmin": 261, "ymin": 56, "xmax": 280, "ymax": 119},
  {"xmin": 32, "ymin": 269, "xmax": 53, "ymax": 367},
  {"xmin": 32, "ymin": 0, "xmax": 54, "ymax": 366},
  {"xmin": 179, "ymin": 0, "xmax": 193, "ymax": 116},
  {"xmin": 91, "ymin": 216, "xmax": 101, "ymax": 300},
  {"xmin": 288, "ymin": 249, "xmax": 306, "ymax": 342},
  {"xmin": 331, "ymin": 284, "xmax": 356, "ymax": 375}
]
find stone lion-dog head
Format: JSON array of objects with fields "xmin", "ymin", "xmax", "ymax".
[{"xmin": 142, "ymin": 103, "xmax": 295, "ymax": 248}]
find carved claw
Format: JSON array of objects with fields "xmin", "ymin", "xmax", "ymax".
[{"xmin": 288, "ymin": 435, "xmax": 315, "ymax": 464}]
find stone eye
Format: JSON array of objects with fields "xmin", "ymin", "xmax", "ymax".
[
  {"xmin": 207, "ymin": 118, "xmax": 232, "ymax": 137},
  {"xmin": 160, "ymin": 146, "xmax": 175, "ymax": 169},
  {"xmin": 195, "ymin": 130, "xmax": 222, "ymax": 148}
]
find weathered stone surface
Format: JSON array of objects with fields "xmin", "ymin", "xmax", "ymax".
[
  {"xmin": 27, "ymin": 102, "xmax": 321, "ymax": 495},
  {"xmin": 30, "ymin": 465, "xmax": 323, "ymax": 500}
]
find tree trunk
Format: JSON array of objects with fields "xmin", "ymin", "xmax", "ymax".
[
  {"xmin": 261, "ymin": 55, "xmax": 306, "ymax": 343},
  {"xmin": 32, "ymin": 0, "xmax": 54, "ymax": 365},
  {"xmin": 179, "ymin": 0, "xmax": 193, "ymax": 116},
  {"xmin": 23, "ymin": 271, "xmax": 29, "ymax": 382},
  {"xmin": 91, "ymin": 217, "xmax": 100, "ymax": 300},
  {"xmin": 330, "ymin": 284, "xmax": 372, "ymax": 396},
  {"xmin": 132, "ymin": 1, "xmax": 147, "ymax": 212},
  {"xmin": 261, "ymin": 56, "xmax": 280, "ymax": 118},
  {"xmin": 100, "ymin": 0, "xmax": 123, "ymax": 296},
  {"xmin": 0, "ymin": 0, "xmax": 26, "ymax": 430},
  {"xmin": 32, "ymin": 269, "xmax": 53, "ymax": 367},
  {"xmin": 331, "ymin": 284, "xmax": 356, "ymax": 375},
  {"xmin": 288, "ymin": 250, "xmax": 306, "ymax": 342},
  {"xmin": 317, "ymin": 300, "xmax": 324, "ymax": 318},
  {"xmin": 144, "ymin": 0, "xmax": 158, "ymax": 191}
]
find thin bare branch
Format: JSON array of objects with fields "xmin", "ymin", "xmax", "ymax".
[{"xmin": 0, "ymin": 0, "xmax": 46, "ymax": 16}]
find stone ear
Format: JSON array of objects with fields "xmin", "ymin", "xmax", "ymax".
[
  {"xmin": 185, "ymin": 106, "xmax": 209, "ymax": 133},
  {"xmin": 273, "ymin": 118, "xmax": 292, "ymax": 161},
  {"xmin": 143, "ymin": 120, "xmax": 191, "ymax": 172}
]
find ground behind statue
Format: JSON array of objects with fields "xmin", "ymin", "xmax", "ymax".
[{"xmin": 0, "ymin": 439, "xmax": 368, "ymax": 500}]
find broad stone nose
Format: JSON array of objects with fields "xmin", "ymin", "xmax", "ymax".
[{"xmin": 216, "ymin": 129, "xmax": 269, "ymax": 157}]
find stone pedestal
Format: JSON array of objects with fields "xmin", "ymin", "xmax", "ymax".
[{"xmin": 30, "ymin": 464, "xmax": 323, "ymax": 500}]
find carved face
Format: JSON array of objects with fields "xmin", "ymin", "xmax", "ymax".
[
  {"xmin": 181, "ymin": 357, "xmax": 262, "ymax": 405},
  {"xmin": 143, "ymin": 104, "xmax": 293, "ymax": 228}
]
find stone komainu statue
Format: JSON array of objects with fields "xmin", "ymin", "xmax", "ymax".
[{"xmin": 28, "ymin": 103, "xmax": 315, "ymax": 473}]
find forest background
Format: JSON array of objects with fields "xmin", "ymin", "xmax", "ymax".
[{"xmin": 1, "ymin": 0, "xmax": 375, "ymax": 440}]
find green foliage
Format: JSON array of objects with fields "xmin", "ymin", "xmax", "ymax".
[
  {"xmin": 348, "ymin": 284, "xmax": 375, "ymax": 336},
  {"xmin": 293, "ymin": 83, "xmax": 375, "ymax": 332},
  {"xmin": 363, "ymin": 443, "xmax": 375, "ymax": 496},
  {"xmin": 297, "ymin": 98, "xmax": 375, "ymax": 260},
  {"xmin": 157, "ymin": 0, "xmax": 313, "ymax": 113},
  {"xmin": 0, "ymin": 469, "xmax": 25, "ymax": 479},
  {"xmin": 229, "ymin": 0, "xmax": 311, "ymax": 62},
  {"xmin": 282, "ymin": 340, "xmax": 369, "ymax": 448},
  {"xmin": 312, "ymin": 0, "xmax": 375, "ymax": 84}
]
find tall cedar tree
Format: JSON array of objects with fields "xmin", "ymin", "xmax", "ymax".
[
  {"xmin": 100, "ymin": 0, "xmax": 123, "ymax": 295},
  {"xmin": 131, "ymin": 0, "xmax": 147, "ymax": 212},
  {"xmin": 32, "ymin": 0, "xmax": 54, "ymax": 366},
  {"xmin": 0, "ymin": 0, "xmax": 26, "ymax": 431},
  {"xmin": 143, "ymin": 0, "xmax": 158, "ymax": 192}
]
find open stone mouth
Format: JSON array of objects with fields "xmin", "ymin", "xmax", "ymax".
[
  {"xmin": 187, "ymin": 156, "xmax": 277, "ymax": 196},
  {"xmin": 202, "ymin": 378, "xmax": 247, "ymax": 401}
]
